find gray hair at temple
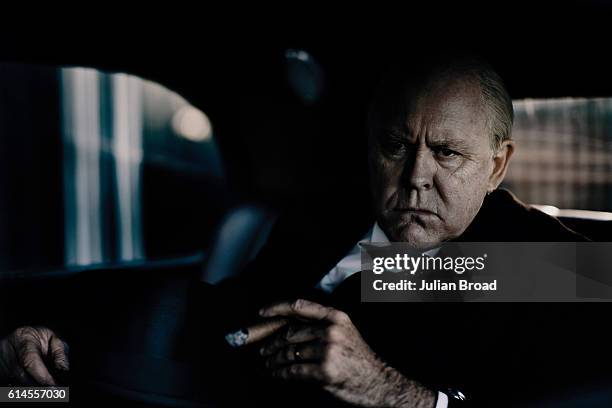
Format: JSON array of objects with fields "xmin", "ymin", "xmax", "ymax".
[{"xmin": 368, "ymin": 56, "xmax": 514, "ymax": 152}]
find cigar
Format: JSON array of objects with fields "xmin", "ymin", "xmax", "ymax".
[{"xmin": 225, "ymin": 318, "xmax": 288, "ymax": 347}]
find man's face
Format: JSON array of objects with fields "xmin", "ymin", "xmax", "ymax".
[{"xmin": 369, "ymin": 76, "xmax": 495, "ymax": 248}]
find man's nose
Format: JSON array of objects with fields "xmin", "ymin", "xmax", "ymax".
[{"xmin": 402, "ymin": 147, "xmax": 434, "ymax": 190}]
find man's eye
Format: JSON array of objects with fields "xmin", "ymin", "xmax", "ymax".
[
  {"xmin": 382, "ymin": 140, "xmax": 406, "ymax": 155},
  {"xmin": 433, "ymin": 147, "xmax": 459, "ymax": 158}
]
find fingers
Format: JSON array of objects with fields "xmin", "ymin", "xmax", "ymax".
[
  {"xmin": 12, "ymin": 327, "xmax": 59, "ymax": 386},
  {"xmin": 259, "ymin": 299, "xmax": 350, "ymax": 325},
  {"xmin": 1, "ymin": 327, "xmax": 68, "ymax": 386},
  {"xmin": 270, "ymin": 363, "xmax": 326, "ymax": 382},
  {"xmin": 259, "ymin": 299, "xmax": 331, "ymax": 320},
  {"xmin": 19, "ymin": 347, "xmax": 56, "ymax": 386},
  {"xmin": 260, "ymin": 324, "xmax": 326, "ymax": 356},
  {"xmin": 226, "ymin": 300, "xmax": 349, "ymax": 348},
  {"xmin": 225, "ymin": 318, "xmax": 288, "ymax": 347},
  {"xmin": 264, "ymin": 341, "xmax": 325, "ymax": 369},
  {"xmin": 49, "ymin": 335, "xmax": 69, "ymax": 371}
]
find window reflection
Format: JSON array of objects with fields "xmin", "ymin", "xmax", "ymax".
[
  {"xmin": 0, "ymin": 64, "xmax": 226, "ymax": 277},
  {"xmin": 504, "ymin": 97, "xmax": 612, "ymax": 212}
]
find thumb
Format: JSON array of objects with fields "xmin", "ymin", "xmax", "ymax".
[{"xmin": 49, "ymin": 335, "xmax": 69, "ymax": 371}]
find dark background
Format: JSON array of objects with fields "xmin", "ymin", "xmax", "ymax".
[{"xmin": 3, "ymin": 1, "xmax": 612, "ymax": 206}]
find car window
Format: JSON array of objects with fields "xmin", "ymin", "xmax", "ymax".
[
  {"xmin": 503, "ymin": 97, "xmax": 612, "ymax": 212},
  {"xmin": 0, "ymin": 63, "xmax": 226, "ymax": 277}
]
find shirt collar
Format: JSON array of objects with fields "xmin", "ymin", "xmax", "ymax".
[
  {"xmin": 370, "ymin": 223, "xmax": 440, "ymax": 256},
  {"xmin": 370, "ymin": 222, "xmax": 390, "ymax": 243}
]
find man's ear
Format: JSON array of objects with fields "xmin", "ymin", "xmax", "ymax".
[{"xmin": 488, "ymin": 139, "xmax": 515, "ymax": 192}]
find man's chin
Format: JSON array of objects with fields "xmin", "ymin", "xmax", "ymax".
[{"xmin": 391, "ymin": 225, "xmax": 443, "ymax": 250}]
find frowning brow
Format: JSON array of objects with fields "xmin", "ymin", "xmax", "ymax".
[
  {"xmin": 377, "ymin": 127, "xmax": 475, "ymax": 152},
  {"xmin": 374, "ymin": 121, "xmax": 481, "ymax": 150},
  {"xmin": 426, "ymin": 138, "xmax": 473, "ymax": 152}
]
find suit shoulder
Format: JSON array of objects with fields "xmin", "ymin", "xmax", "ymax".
[{"xmin": 493, "ymin": 189, "xmax": 590, "ymax": 241}]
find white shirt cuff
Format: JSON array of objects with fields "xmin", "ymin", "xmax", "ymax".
[{"xmin": 435, "ymin": 391, "xmax": 449, "ymax": 408}]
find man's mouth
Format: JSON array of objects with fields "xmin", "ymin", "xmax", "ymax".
[{"xmin": 394, "ymin": 207, "xmax": 438, "ymax": 217}]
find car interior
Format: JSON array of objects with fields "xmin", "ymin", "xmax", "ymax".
[{"xmin": 1, "ymin": 2, "xmax": 612, "ymax": 406}]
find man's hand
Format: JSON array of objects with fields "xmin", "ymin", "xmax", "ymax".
[
  {"xmin": 0, "ymin": 326, "xmax": 69, "ymax": 386},
  {"xmin": 254, "ymin": 299, "xmax": 436, "ymax": 408}
]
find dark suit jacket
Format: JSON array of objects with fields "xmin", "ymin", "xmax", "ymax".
[{"xmin": 202, "ymin": 189, "xmax": 604, "ymax": 407}]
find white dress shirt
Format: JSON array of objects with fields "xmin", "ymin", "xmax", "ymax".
[{"xmin": 316, "ymin": 223, "xmax": 448, "ymax": 408}]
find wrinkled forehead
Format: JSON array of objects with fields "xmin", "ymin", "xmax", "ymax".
[
  {"xmin": 371, "ymin": 73, "xmax": 482, "ymax": 123},
  {"xmin": 369, "ymin": 74, "xmax": 488, "ymax": 140}
]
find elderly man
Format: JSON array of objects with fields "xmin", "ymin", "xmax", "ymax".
[
  {"xmin": 211, "ymin": 56, "xmax": 588, "ymax": 407},
  {"xmin": 1, "ymin": 57, "xmax": 589, "ymax": 406}
]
